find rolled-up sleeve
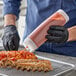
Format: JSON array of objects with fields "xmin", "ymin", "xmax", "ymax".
[{"xmin": 3, "ymin": 0, "xmax": 21, "ymax": 20}]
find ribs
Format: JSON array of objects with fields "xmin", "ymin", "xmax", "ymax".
[
  {"xmin": 15, "ymin": 59, "xmax": 53, "ymax": 72},
  {"xmin": 0, "ymin": 50, "xmax": 53, "ymax": 72},
  {"xmin": 0, "ymin": 50, "xmax": 37, "ymax": 61}
]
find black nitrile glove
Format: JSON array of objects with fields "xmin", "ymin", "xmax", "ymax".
[
  {"xmin": 2, "ymin": 25, "xmax": 20, "ymax": 51},
  {"xmin": 46, "ymin": 26, "xmax": 69, "ymax": 43}
]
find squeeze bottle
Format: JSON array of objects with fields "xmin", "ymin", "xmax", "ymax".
[{"xmin": 23, "ymin": 9, "xmax": 69, "ymax": 52}]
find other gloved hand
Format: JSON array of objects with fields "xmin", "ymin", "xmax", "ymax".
[
  {"xmin": 45, "ymin": 26, "xmax": 69, "ymax": 43},
  {"xmin": 2, "ymin": 25, "xmax": 20, "ymax": 51}
]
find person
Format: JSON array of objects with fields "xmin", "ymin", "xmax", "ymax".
[{"xmin": 2, "ymin": 0, "xmax": 76, "ymax": 57}]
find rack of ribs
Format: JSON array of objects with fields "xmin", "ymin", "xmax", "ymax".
[{"xmin": 0, "ymin": 50, "xmax": 53, "ymax": 72}]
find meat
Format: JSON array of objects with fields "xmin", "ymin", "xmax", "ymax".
[
  {"xmin": 0, "ymin": 50, "xmax": 53, "ymax": 72},
  {"xmin": 0, "ymin": 50, "xmax": 37, "ymax": 61},
  {"xmin": 0, "ymin": 58, "xmax": 53, "ymax": 72},
  {"xmin": 16, "ymin": 59, "xmax": 53, "ymax": 72}
]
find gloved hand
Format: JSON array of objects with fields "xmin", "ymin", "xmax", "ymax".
[
  {"xmin": 46, "ymin": 26, "xmax": 69, "ymax": 43},
  {"xmin": 2, "ymin": 25, "xmax": 20, "ymax": 51}
]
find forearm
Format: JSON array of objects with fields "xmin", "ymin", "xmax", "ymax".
[
  {"xmin": 3, "ymin": 0, "xmax": 21, "ymax": 20},
  {"xmin": 4, "ymin": 14, "xmax": 16, "ymax": 26},
  {"xmin": 68, "ymin": 26, "xmax": 76, "ymax": 41}
]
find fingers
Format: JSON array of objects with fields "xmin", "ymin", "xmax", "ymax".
[
  {"xmin": 2, "ymin": 25, "xmax": 20, "ymax": 51},
  {"xmin": 13, "ymin": 35, "xmax": 20, "ymax": 50},
  {"xmin": 46, "ymin": 26, "xmax": 68, "ymax": 43},
  {"xmin": 49, "ymin": 26, "xmax": 65, "ymax": 31},
  {"xmin": 45, "ymin": 35, "xmax": 62, "ymax": 43},
  {"xmin": 3, "ymin": 36, "xmax": 19, "ymax": 51},
  {"xmin": 8, "ymin": 40, "xmax": 16, "ymax": 51},
  {"xmin": 47, "ymin": 29, "xmax": 64, "ymax": 37},
  {"xmin": 8, "ymin": 35, "xmax": 20, "ymax": 51},
  {"xmin": 13, "ymin": 39, "xmax": 19, "ymax": 50},
  {"xmin": 3, "ymin": 38, "xmax": 10, "ymax": 51}
]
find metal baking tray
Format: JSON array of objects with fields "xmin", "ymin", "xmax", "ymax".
[
  {"xmin": 0, "ymin": 55, "xmax": 75, "ymax": 76},
  {"xmin": 0, "ymin": 73, "xmax": 8, "ymax": 76},
  {"xmin": 36, "ymin": 55, "xmax": 75, "ymax": 76}
]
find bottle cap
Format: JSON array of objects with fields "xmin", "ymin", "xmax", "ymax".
[
  {"xmin": 57, "ymin": 9, "xmax": 69, "ymax": 23},
  {"xmin": 23, "ymin": 37, "xmax": 37, "ymax": 52}
]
